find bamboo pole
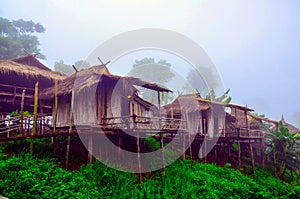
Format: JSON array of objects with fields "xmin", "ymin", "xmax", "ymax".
[
  {"xmin": 136, "ymin": 132, "xmax": 142, "ymax": 182},
  {"xmin": 20, "ymin": 89, "xmax": 26, "ymax": 135},
  {"xmin": 185, "ymin": 111, "xmax": 193, "ymax": 160},
  {"xmin": 181, "ymin": 132, "xmax": 186, "ymax": 160},
  {"xmin": 158, "ymin": 91, "xmax": 165, "ymax": 174},
  {"xmin": 52, "ymin": 80, "xmax": 58, "ymax": 154},
  {"xmin": 66, "ymin": 88, "xmax": 74, "ymax": 169},
  {"xmin": 238, "ymin": 141, "xmax": 241, "ymax": 169},
  {"xmin": 118, "ymin": 135, "xmax": 121, "ymax": 160},
  {"xmin": 87, "ymin": 135, "xmax": 93, "ymax": 163},
  {"xmin": 250, "ymin": 142, "xmax": 255, "ymax": 174},
  {"xmin": 30, "ymin": 82, "xmax": 38, "ymax": 155}
]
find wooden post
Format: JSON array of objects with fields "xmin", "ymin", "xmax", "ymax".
[
  {"xmin": 87, "ymin": 135, "xmax": 93, "ymax": 163},
  {"xmin": 261, "ymin": 140, "xmax": 265, "ymax": 168},
  {"xmin": 250, "ymin": 142, "xmax": 255, "ymax": 174},
  {"xmin": 158, "ymin": 91, "xmax": 165, "ymax": 174},
  {"xmin": 53, "ymin": 80, "xmax": 58, "ymax": 154},
  {"xmin": 66, "ymin": 89, "xmax": 75, "ymax": 168},
  {"xmin": 181, "ymin": 132, "xmax": 186, "ymax": 160},
  {"xmin": 31, "ymin": 82, "xmax": 38, "ymax": 155},
  {"xmin": 185, "ymin": 111, "xmax": 192, "ymax": 160},
  {"xmin": 238, "ymin": 141, "xmax": 241, "ymax": 169},
  {"xmin": 12, "ymin": 87, "xmax": 17, "ymax": 111},
  {"xmin": 118, "ymin": 135, "xmax": 122, "ymax": 160},
  {"xmin": 20, "ymin": 89, "xmax": 26, "ymax": 135},
  {"xmin": 204, "ymin": 135, "xmax": 207, "ymax": 163},
  {"xmin": 136, "ymin": 132, "xmax": 142, "ymax": 182}
]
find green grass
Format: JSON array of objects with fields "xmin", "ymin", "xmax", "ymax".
[{"xmin": 0, "ymin": 148, "xmax": 299, "ymax": 199}]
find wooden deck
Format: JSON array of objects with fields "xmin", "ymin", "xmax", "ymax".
[{"xmin": 0, "ymin": 115, "xmax": 264, "ymax": 142}]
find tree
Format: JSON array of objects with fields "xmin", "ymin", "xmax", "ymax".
[
  {"xmin": 74, "ymin": 60, "xmax": 91, "ymax": 70},
  {"xmin": 183, "ymin": 67, "xmax": 219, "ymax": 95},
  {"xmin": 54, "ymin": 60, "xmax": 73, "ymax": 76},
  {"xmin": 205, "ymin": 88, "xmax": 232, "ymax": 104},
  {"xmin": 0, "ymin": 17, "xmax": 46, "ymax": 59},
  {"xmin": 265, "ymin": 121, "xmax": 300, "ymax": 179},
  {"xmin": 128, "ymin": 58, "xmax": 176, "ymax": 105},
  {"xmin": 54, "ymin": 59, "xmax": 91, "ymax": 75}
]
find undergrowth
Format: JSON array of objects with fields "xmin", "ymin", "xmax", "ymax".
[{"xmin": 0, "ymin": 148, "xmax": 299, "ymax": 199}]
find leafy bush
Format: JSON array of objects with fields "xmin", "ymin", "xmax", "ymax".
[{"xmin": 0, "ymin": 153, "xmax": 298, "ymax": 198}]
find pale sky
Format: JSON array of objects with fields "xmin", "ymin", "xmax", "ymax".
[{"xmin": 0, "ymin": 0, "xmax": 299, "ymax": 127}]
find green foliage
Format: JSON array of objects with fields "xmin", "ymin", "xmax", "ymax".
[
  {"xmin": 145, "ymin": 137, "xmax": 161, "ymax": 151},
  {"xmin": 54, "ymin": 60, "xmax": 73, "ymax": 76},
  {"xmin": 265, "ymin": 121, "xmax": 300, "ymax": 179},
  {"xmin": 54, "ymin": 59, "xmax": 91, "ymax": 75},
  {"xmin": 9, "ymin": 111, "xmax": 32, "ymax": 117},
  {"xmin": 0, "ymin": 153, "xmax": 298, "ymax": 198},
  {"xmin": 0, "ymin": 17, "xmax": 46, "ymax": 59},
  {"xmin": 205, "ymin": 88, "xmax": 232, "ymax": 104},
  {"xmin": 232, "ymin": 143, "xmax": 239, "ymax": 151}
]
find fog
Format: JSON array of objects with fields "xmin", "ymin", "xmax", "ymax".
[{"xmin": 0, "ymin": 0, "xmax": 299, "ymax": 127}]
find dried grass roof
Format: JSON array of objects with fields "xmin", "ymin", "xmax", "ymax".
[
  {"xmin": 0, "ymin": 60, "xmax": 66, "ymax": 83},
  {"xmin": 40, "ymin": 65, "xmax": 172, "ymax": 99},
  {"xmin": 11, "ymin": 55, "xmax": 51, "ymax": 71},
  {"xmin": 163, "ymin": 94, "xmax": 211, "ymax": 114}
]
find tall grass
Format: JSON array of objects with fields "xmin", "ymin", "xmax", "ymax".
[{"xmin": 0, "ymin": 150, "xmax": 299, "ymax": 198}]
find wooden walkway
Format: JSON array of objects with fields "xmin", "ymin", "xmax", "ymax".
[{"xmin": 0, "ymin": 115, "xmax": 264, "ymax": 142}]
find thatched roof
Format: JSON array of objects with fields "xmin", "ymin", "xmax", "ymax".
[
  {"xmin": 163, "ymin": 94, "xmax": 203, "ymax": 114},
  {"xmin": 40, "ymin": 65, "xmax": 171, "ymax": 99},
  {"xmin": 0, "ymin": 60, "xmax": 66, "ymax": 88},
  {"xmin": 163, "ymin": 94, "xmax": 254, "ymax": 116},
  {"xmin": 280, "ymin": 115, "xmax": 299, "ymax": 133},
  {"xmin": 11, "ymin": 55, "xmax": 51, "ymax": 71}
]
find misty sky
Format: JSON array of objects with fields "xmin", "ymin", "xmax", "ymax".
[{"xmin": 0, "ymin": 0, "xmax": 299, "ymax": 127}]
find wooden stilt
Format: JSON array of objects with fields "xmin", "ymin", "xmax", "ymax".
[
  {"xmin": 20, "ymin": 89, "xmax": 26, "ymax": 135},
  {"xmin": 250, "ymin": 142, "xmax": 255, "ymax": 174},
  {"xmin": 261, "ymin": 140, "xmax": 265, "ymax": 168},
  {"xmin": 238, "ymin": 141, "xmax": 241, "ymax": 169},
  {"xmin": 136, "ymin": 132, "xmax": 142, "ymax": 182},
  {"xmin": 181, "ymin": 132, "xmax": 186, "ymax": 160},
  {"xmin": 98, "ymin": 139, "xmax": 102, "ymax": 160},
  {"xmin": 53, "ymin": 80, "xmax": 58, "ymax": 155},
  {"xmin": 66, "ymin": 88, "xmax": 75, "ymax": 168},
  {"xmin": 30, "ymin": 82, "xmax": 38, "ymax": 155},
  {"xmin": 118, "ymin": 135, "xmax": 121, "ymax": 160},
  {"xmin": 160, "ymin": 132, "xmax": 165, "ymax": 175},
  {"xmin": 185, "ymin": 111, "xmax": 192, "ymax": 160},
  {"xmin": 204, "ymin": 138, "xmax": 207, "ymax": 163},
  {"xmin": 88, "ymin": 135, "xmax": 93, "ymax": 163}
]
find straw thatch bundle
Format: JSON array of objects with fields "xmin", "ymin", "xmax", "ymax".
[
  {"xmin": 40, "ymin": 65, "xmax": 171, "ymax": 99},
  {"xmin": 0, "ymin": 60, "xmax": 66, "ymax": 88}
]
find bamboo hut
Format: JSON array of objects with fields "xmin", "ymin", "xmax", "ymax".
[
  {"xmin": 162, "ymin": 94, "xmax": 227, "ymax": 138},
  {"xmin": 39, "ymin": 65, "xmax": 170, "ymax": 128},
  {"xmin": 162, "ymin": 94, "xmax": 260, "ymax": 138},
  {"xmin": 0, "ymin": 56, "xmax": 66, "ymax": 113}
]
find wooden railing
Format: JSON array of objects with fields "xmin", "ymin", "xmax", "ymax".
[
  {"xmin": 0, "ymin": 114, "xmax": 52, "ymax": 138},
  {"xmin": 101, "ymin": 116, "xmax": 187, "ymax": 131}
]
